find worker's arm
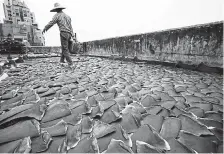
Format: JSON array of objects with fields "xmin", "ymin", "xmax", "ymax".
[
  {"xmin": 70, "ymin": 18, "xmax": 76, "ymax": 40},
  {"xmin": 43, "ymin": 14, "xmax": 59, "ymax": 33},
  {"xmin": 71, "ymin": 28, "xmax": 75, "ymax": 39}
]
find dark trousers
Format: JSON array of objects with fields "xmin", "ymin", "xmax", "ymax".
[{"xmin": 60, "ymin": 32, "xmax": 73, "ymax": 65}]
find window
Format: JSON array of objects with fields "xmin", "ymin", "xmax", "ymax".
[{"xmin": 7, "ymin": 10, "xmax": 11, "ymax": 13}]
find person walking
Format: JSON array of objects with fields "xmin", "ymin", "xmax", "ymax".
[{"xmin": 42, "ymin": 3, "xmax": 76, "ymax": 67}]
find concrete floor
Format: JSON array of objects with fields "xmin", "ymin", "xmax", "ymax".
[{"xmin": 0, "ymin": 56, "xmax": 223, "ymax": 153}]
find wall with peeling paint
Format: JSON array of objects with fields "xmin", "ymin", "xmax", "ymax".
[{"xmin": 84, "ymin": 21, "xmax": 223, "ymax": 67}]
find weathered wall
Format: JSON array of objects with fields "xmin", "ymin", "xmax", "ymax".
[
  {"xmin": 84, "ymin": 21, "xmax": 223, "ymax": 67},
  {"xmin": 28, "ymin": 44, "xmax": 81, "ymax": 55},
  {"xmin": 28, "ymin": 46, "xmax": 61, "ymax": 54}
]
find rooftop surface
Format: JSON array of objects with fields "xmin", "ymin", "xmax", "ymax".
[{"xmin": 0, "ymin": 56, "xmax": 223, "ymax": 153}]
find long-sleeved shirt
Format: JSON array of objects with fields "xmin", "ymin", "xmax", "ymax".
[{"xmin": 44, "ymin": 11, "xmax": 74, "ymax": 37}]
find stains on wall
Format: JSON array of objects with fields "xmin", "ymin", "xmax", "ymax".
[{"xmin": 84, "ymin": 21, "xmax": 223, "ymax": 67}]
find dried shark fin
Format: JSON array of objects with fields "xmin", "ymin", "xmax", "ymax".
[
  {"xmin": 103, "ymin": 139, "xmax": 134, "ymax": 153},
  {"xmin": 31, "ymin": 131, "xmax": 53, "ymax": 153},
  {"xmin": 136, "ymin": 140, "xmax": 161, "ymax": 153},
  {"xmin": 92, "ymin": 120, "xmax": 116, "ymax": 139},
  {"xmin": 178, "ymin": 114, "xmax": 214, "ymax": 136},
  {"xmin": 14, "ymin": 137, "xmax": 32, "ymax": 153},
  {"xmin": 66, "ymin": 124, "xmax": 82, "ymax": 150}
]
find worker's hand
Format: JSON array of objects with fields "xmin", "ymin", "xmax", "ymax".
[
  {"xmin": 70, "ymin": 37, "xmax": 77, "ymax": 43},
  {"xmin": 73, "ymin": 39, "xmax": 77, "ymax": 43},
  {"xmin": 42, "ymin": 29, "xmax": 47, "ymax": 34},
  {"xmin": 73, "ymin": 37, "xmax": 78, "ymax": 43}
]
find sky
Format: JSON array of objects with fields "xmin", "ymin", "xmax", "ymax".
[{"xmin": 0, "ymin": 0, "xmax": 223, "ymax": 46}]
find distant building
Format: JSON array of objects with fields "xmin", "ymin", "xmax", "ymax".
[
  {"xmin": 1, "ymin": 0, "xmax": 44, "ymax": 46},
  {"xmin": 32, "ymin": 23, "xmax": 45, "ymax": 46},
  {"xmin": 3, "ymin": 0, "xmax": 35, "ymax": 25}
]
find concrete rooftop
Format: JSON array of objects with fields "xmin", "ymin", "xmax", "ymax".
[{"xmin": 0, "ymin": 56, "xmax": 223, "ymax": 153}]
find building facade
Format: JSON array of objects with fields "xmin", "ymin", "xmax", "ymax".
[
  {"xmin": 3, "ymin": 0, "xmax": 35, "ymax": 25},
  {"xmin": 1, "ymin": 0, "xmax": 44, "ymax": 46}
]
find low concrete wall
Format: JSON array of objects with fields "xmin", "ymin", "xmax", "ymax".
[
  {"xmin": 28, "ymin": 46, "xmax": 61, "ymax": 54},
  {"xmin": 83, "ymin": 21, "xmax": 223, "ymax": 68},
  {"xmin": 27, "ymin": 45, "xmax": 81, "ymax": 55}
]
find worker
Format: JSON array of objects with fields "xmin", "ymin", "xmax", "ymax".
[{"xmin": 42, "ymin": 3, "xmax": 75, "ymax": 67}]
